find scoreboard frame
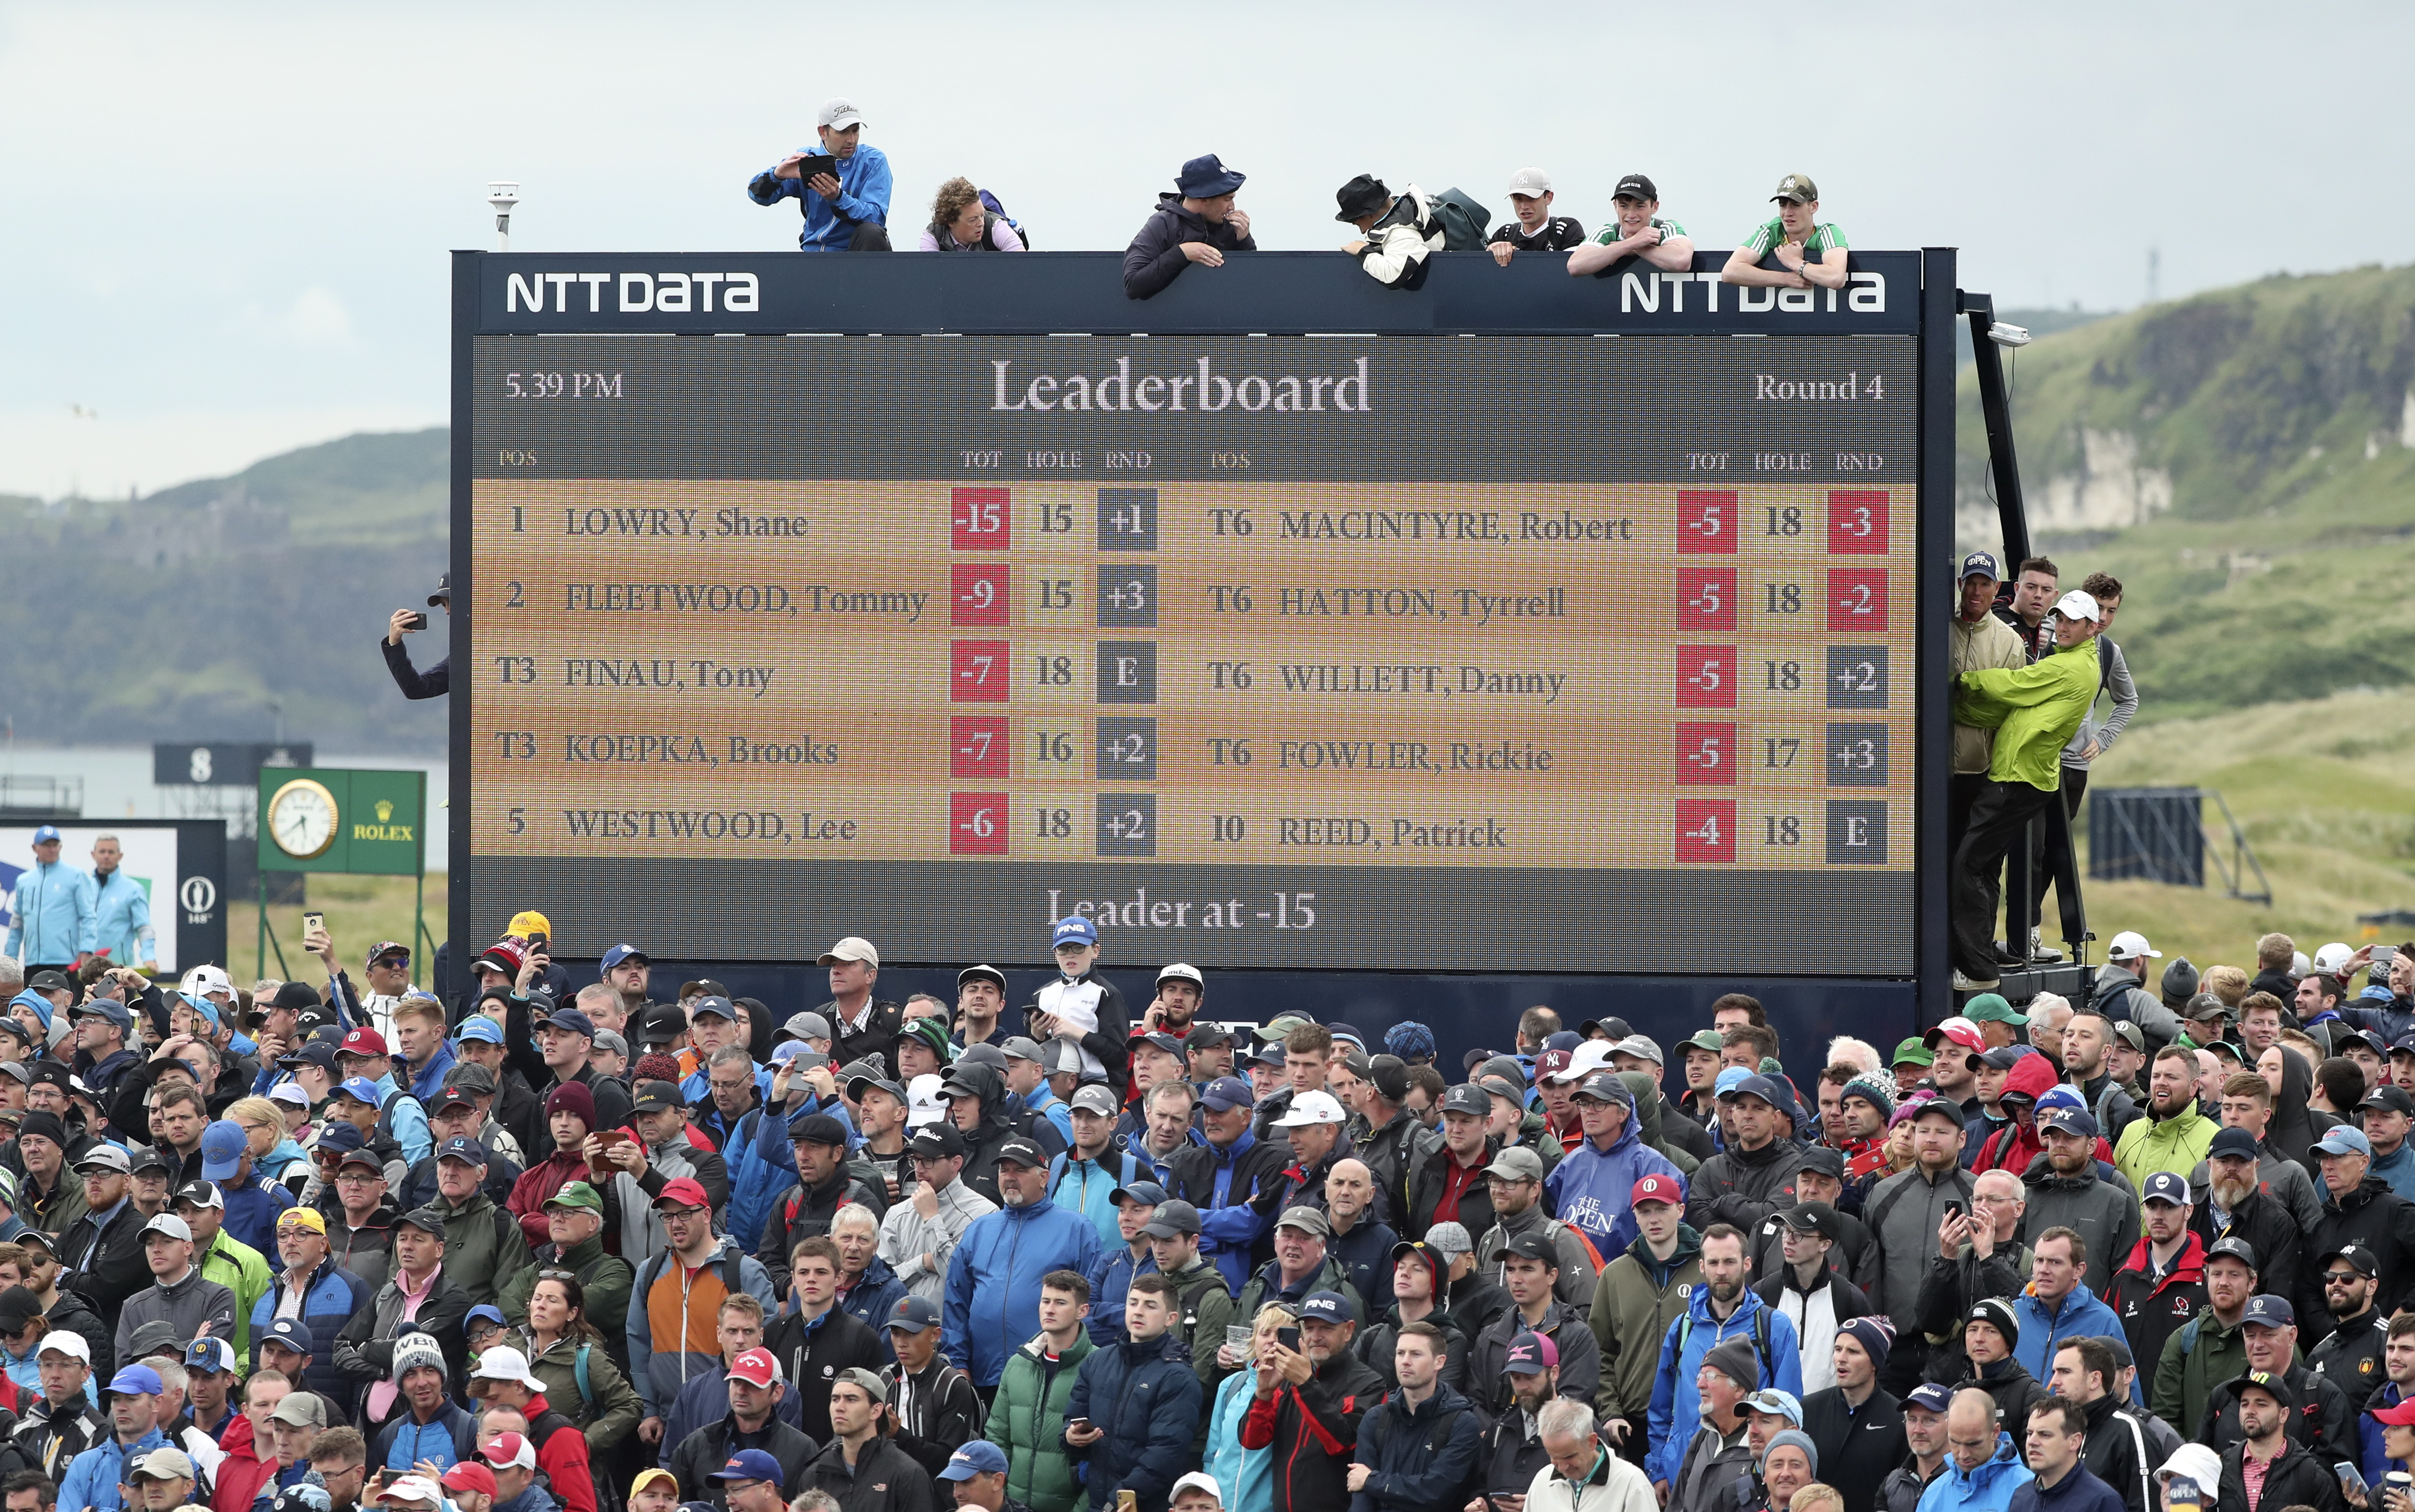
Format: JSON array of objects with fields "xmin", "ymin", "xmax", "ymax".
[{"xmin": 449, "ymin": 246, "xmax": 1959, "ymax": 1033}]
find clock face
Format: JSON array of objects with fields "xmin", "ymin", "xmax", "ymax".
[{"xmin": 267, "ymin": 779, "xmax": 339, "ymax": 859}]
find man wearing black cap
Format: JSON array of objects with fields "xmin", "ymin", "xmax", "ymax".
[
  {"xmin": 1406, "ymin": 1084, "xmax": 1500, "ymax": 1241},
  {"xmin": 1237, "ymin": 1288, "xmax": 1382, "ymax": 1512},
  {"xmin": 1747, "ymin": 1148, "xmax": 1874, "ymax": 1291},
  {"xmin": 2310, "ymin": 1245, "xmax": 2390, "ymax": 1388},
  {"xmin": 756, "ymin": 1113, "xmax": 885, "ymax": 1295},
  {"xmin": 1567, "ymin": 175, "xmax": 1694, "ymax": 277},
  {"xmin": 1350, "ymin": 1055, "xmax": 1437, "ymax": 1226},
  {"xmin": 1685, "ymin": 1074, "xmax": 1802, "ymax": 1240},
  {"xmin": 2197, "ymin": 1294, "xmax": 2356, "ymax": 1470},
  {"xmin": 2018, "ymin": 1106, "xmax": 2138, "ymax": 1289},
  {"xmin": 1182, "ymin": 1022, "xmax": 1234, "ymax": 1090},
  {"xmin": 1469, "ymin": 1231, "xmax": 1599, "ymax": 1419},
  {"xmin": 1753, "ymin": 1203, "xmax": 1876, "ymax": 1396},
  {"xmin": 58, "ymin": 1143, "xmax": 148, "ymax": 1312},
  {"xmin": 2214, "ymin": 1370, "xmax": 2343, "ymax": 1512},
  {"xmin": 952, "ymin": 965, "xmax": 1009, "ymax": 1054},
  {"xmin": 2188, "ymin": 1127, "xmax": 2300, "ymax": 1330}
]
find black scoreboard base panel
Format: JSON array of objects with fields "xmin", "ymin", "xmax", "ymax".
[{"xmin": 469, "ymin": 856, "xmax": 1912, "ymax": 975}]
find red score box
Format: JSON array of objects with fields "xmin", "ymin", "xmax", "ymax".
[
  {"xmin": 1674, "ymin": 799, "xmax": 1738, "ymax": 863},
  {"xmin": 1827, "ymin": 491, "xmax": 1890, "ymax": 555},
  {"xmin": 951, "ymin": 565, "xmax": 1009, "ymax": 626},
  {"xmin": 1826, "ymin": 568, "xmax": 1890, "ymax": 632},
  {"xmin": 949, "ymin": 716, "xmax": 1009, "ymax": 778},
  {"xmin": 949, "ymin": 640, "xmax": 1010, "ymax": 702},
  {"xmin": 948, "ymin": 792, "xmax": 1009, "ymax": 855},
  {"xmin": 950, "ymin": 488, "xmax": 1011, "ymax": 550},
  {"xmin": 1675, "ymin": 491, "xmax": 1738, "ymax": 555},
  {"xmin": 1673, "ymin": 721, "xmax": 1736, "ymax": 786},
  {"xmin": 1675, "ymin": 568, "xmax": 1738, "ymax": 631},
  {"xmin": 1674, "ymin": 646, "xmax": 1737, "ymax": 708}
]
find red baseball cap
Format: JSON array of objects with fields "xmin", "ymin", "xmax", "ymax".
[
  {"xmin": 339, "ymin": 1026, "xmax": 390, "ymax": 1058},
  {"xmin": 652, "ymin": 1176, "xmax": 712, "ymax": 1212},
  {"xmin": 725, "ymin": 1347, "xmax": 780, "ymax": 1389},
  {"xmin": 440, "ymin": 1464, "xmax": 497, "ymax": 1498},
  {"xmin": 1923, "ymin": 1018, "xmax": 1984, "ymax": 1057},
  {"xmin": 1535, "ymin": 1049, "xmax": 1573, "ymax": 1083},
  {"xmin": 1631, "ymin": 1174, "xmax": 1684, "ymax": 1208},
  {"xmin": 2375, "ymin": 1396, "xmax": 2415, "ymax": 1427}
]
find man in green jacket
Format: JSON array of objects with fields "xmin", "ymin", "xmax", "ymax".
[
  {"xmin": 2151, "ymin": 1234, "xmax": 2257, "ymax": 1433},
  {"xmin": 2112, "ymin": 1045, "xmax": 2217, "ymax": 1196},
  {"xmin": 1949, "ymin": 588, "xmax": 2104, "ymax": 989},
  {"xmin": 987, "ymin": 1268, "xmax": 1097, "ymax": 1512},
  {"xmin": 177, "ymin": 1180, "xmax": 273, "ymax": 1362},
  {"xmin": 1590, "ymin": 1177, "xmax": 1703, "ymax": 1448},
  {"xmin": 497, "ymin": 1181, "xmax": 633, "ymax": 1345},
  {"xmin": 430, "ymin": 1137, "xmax": 535, "ymax": 1306}
]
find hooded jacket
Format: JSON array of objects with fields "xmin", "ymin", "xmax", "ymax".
[
  {"xmin": 1593, "ymin": 1225, "xmax": 1706, "ymax": 1422},
  {"xmin": 2011, "ymin": 1281, "xmax": 2131, "ymax": 1398},
  {"xmin": 4, "ymin": 860, "xmax": 93, "ymax": 962},
  {"xmin": 1349, "ymin": 1381, "xmax": 1483, "ymax": 1512},
  {"xmin": 1350, "ymin": 186, "xmax": 1447, "ymax": 291},
  {"xmin": 1065, "ymin": 1329, "xmax": 1203, "ymax": 1512},
  {"xmin": 1914, "ymin": 1432, "xmax": 2032, "ymax": 1512},
  {"xmin": 878, "ymin": 1174, "xmax": 995, "ymax": 1307},
  {"xmin": 2113, "ymin": 1098, "xmax": 2216, "ymax": 1198},
  {"xmin": 987, "ymin": 1328, "xmax": 1098, "ymax": 1512},
  {"xmin": 2262, "ymin": 1046, "xmax": 2331, "ymax": 1174},
  {"xmin": 1645, "ymin": 1283, "xmax": 1805, "ymax": 1486},
  {"xmin": 56, "ymin": 1422, "xmax": 167, "ymax": 1512},
  {"xmin": 624, "ymin": 1234, "xmax": 778, "ymax": 1419},
  {"xmin": 1470, "ymin": 1299, "xmax": 1601, "ymax": 1419},
  {"xmin": 1976, "ymin": 1057, "xmax": 2064, "ymax": 1175},
  {"xmin": 1682, "ymin": 1131, "xmax": 1803, "ymax": 1241},
  {"xmin": 1122, "ymin": 195, "xmax": 1258, "ymax": 301},
  {"xmin": 2016, "ymin": 1155, "xmax": 2140, "ymax": 1290},
  {"xmin": 943, "ymin": 1196, "xmax": 1104, "ymax": 1388},
  {"xmin": 1238, "ymin": 1341, "xmax": 1387, "ymax": 1512},
  {"xmin": 950, "ymin": 1063, "xmax": 1068, "ymax": 1206},
  {"xmin": 1547, "ymin": 1077, "xmax": 1688, "ymax": 1258},
  {"xmin": 837, "ymin": 1252, "xmax": 909, "ymax": 1351},
  {"xmin": 1165, "ymin": 1125, "xmax": 1288, "ymax": 1292},
  {"xmin": 507, "ymin": 1146, "xmax": 593, "ymax": 1248}
]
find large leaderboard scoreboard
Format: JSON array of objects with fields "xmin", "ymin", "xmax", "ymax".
[{"xmin": 453, "ymin": 250, "xmax": 1954, "ymax": 987}]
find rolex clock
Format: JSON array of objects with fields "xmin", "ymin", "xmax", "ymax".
[{"xmin": 265, "ymin": 777, "xmax": 339, "ymax": 859}]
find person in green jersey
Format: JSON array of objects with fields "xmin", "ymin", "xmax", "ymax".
[
  {"xmin": 1722, "ymin": 172, "xmax": 1849, "ymax": 291},
  {"xmin": 1567, "ymin": 174, "xmax": 1695, "ymax": 276},
  {"xmin": 1947, "ymin": 590, "xmax": 2105, "ymax": 991}
]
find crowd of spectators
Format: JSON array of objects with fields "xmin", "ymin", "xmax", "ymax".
[{"xmin": 3, "ymin": 893, "xmax": 2413, "ymax": 1512}]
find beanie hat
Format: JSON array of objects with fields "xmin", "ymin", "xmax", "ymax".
[
  {"xmin": 1762, "ymin": 1429, "xmax": 1819, "ymax": 1476},
  {"xmin": 2161, "ymin": 957, "xmax": 2201, "ymax": 1005},
  {"xmin": 1886, "ymin": 1090, "xmax": 1939, "ymax": 1130},
  {"xmin": 1702, "ymin": 1335, "xmax": 1760, "ymax": 1392},
  {"xmin": 633, "ymin": 1052, "xmax": 683, "ymax": 1085},
  {"xmin": 1837, "ymin": 1316, "xmax": 1894, "ymax": 1369},
  {"xmin": 1384, "ymin": 1021, "xmax": 1436, "ymax": 1062},
  {"xmin": 1969, "ymin": 1297, "xmax": 2019, "ymax": 1345},
  {"xmin": 1838, "ymin": 1075, "xmax": 1895, "ymax": 1119},
  {"xmin": 16, "ymin": 1111, "xmax": 66, "ymax": 1149},
  {"xmin": 544, "ymin": 1081, "xmax": 596, "ymax": 1127},
  {"xmin": 392, "ymin": 1333, "xmax": 447, "ymax": 1382}
]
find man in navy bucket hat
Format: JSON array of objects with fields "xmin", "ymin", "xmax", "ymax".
[{"xmin": 1124, "ymin": 155, "xmax": 1257, "ymax": 300}]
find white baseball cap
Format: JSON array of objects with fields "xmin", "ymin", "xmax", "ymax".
[
  {"xmin": 2315, "ymin": 942, "xmax": 2356, "ymax": 975},
  {"xmin": 181, "ymin": 965, "xmax": 233, "ymax": 999},
  {"xmin": 36, "ymin": 1331, "xmax": 89, "ymax": 1365},
  {"xmin": 1271, "ymin": 1089, "xmax": 1346, "ymax": 1129},
  {"xmin": 2053, "ymin": 589, "xmax": 2102, "ymax": 623},
  {"xmin": 1506, "ymin": 168, "xmax": 1552, "ymax": 198},
  {"xmin": 2107, "ymin": 931, "xmax": 2160, "ymax": 962},
  {"xmin": 1170, "ymin": 1472, "xmax": 1224, "ymax": 1507},
  {"xmin": 817, "ymin": 98, "xmax": 865, "ymax": 131},
  {"xmin": 468, "ymin": 1345, "xmax": 542, "ymax": 1392},
  {"xmin": 906, "ymin": 1073, "xmax": 947, "ymax": 1128},
  {"xmin": 1548, "ymin": 1041, "xmax": 1614, "ymax": 1085}
]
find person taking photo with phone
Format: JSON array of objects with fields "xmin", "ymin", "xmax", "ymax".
[{"xmin": 383, "ymin": 575, "xmax": 449, "ymax": 700}]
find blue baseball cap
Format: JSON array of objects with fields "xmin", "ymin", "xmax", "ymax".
[
  {"xmin": 1299, "ymin": 1290, "xmax": 1356, "ymax": 1325},
  {"xmin": 1904, "ymin": 1382, "xmax": 1955, "ymax": 1413},
  {"xmin": 1109, "ymin": 1180, "xmax": 1168, "ymax": 1209},
  {"xmin": 1051, "ymin": 916, "xmax": 1098, "ymax": 948},
  {"xmin": 200, "ymin": 1120, "xmax": 247, "ymax": 1180},
  {"xmin": 315, "ymin": 1120, "xmax": 367, "ymax": 1155},
  {"xmin": 1720, "ymin": 1073, "xmax": 1785, "ymax": 1107},
  {"xmin": 30, "ymin": 825, "xmax": 60, "ymax": 844},
  {"xmin": 2140, "ymin": 1171, "xmax": 2190, "ymax": 1207},
  {"xmin": 464, "ymin": 1304, "xmax": 507, "ymax": 1333},
  {"xmin": 2316, "ymin": 1125, "xmax": 2373, "ymax": 1159},
  {"xmin": 1200, "ymin": 1076, "xmax": 1256, "ymax": 1112},
  {"xmin": 886, "ymin": 1296, "xmax": 943, "ymax": 1333},
  {"xmin": 1960, "ymin": 551, "xmax": 2004, "ymax": 582},
  {"xmin": 105, "ymin": 1364, "xmax": 164, "ymax": 1397},
  {"xmin": 535, "ymin": 1007, "xmax": 596, "ymax": 1039},
  {"xmin": 334, "ymin": 1077, "xmax": 383, "ymax": 1107},
  {"xmin": 279, "ymin": 1040, "xmax": 339, "ymax": 1072},
  {"xmin": 689, "ymin": 995, "xmax": 738, "ymax": 1022},
  {"xmin": 1713, "ymin": 1066, "xmax": 1752, "ymax": 1097},
  {"xmin": 456, "ymin": 1016, "xmax": 504, "ymax": 1046},
  {"xmin": 938, "ymin": 1441, "xmax": 1009, "ymax": 1482},
  {"xmin": 2038, "ymin": 1105, "xmax": 2100, "ymax": 1140},
  {"xmin": 599, "ymin": 944, "xmax": 649, "ymax": 973},
  {"xmin": 2241, "ymin": 1294, "xmax": 2295, "ymax": 1328},
  {"xmin": 937, "ymin": 1439, "xmax": 1004, "ymax": 1468},
  {"xmin": 710, "ymin": 1450, "xmax": 784, "ymax": 1488},
  {"xmin": 259, "ymin": 1316, "xmax": 312, "ymax": 1355},
  {"xmin": 436, "ymin": 1136, "xmax": 488, "ymax": 1166}
]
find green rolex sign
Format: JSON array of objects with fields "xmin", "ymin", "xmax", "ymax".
[{"xmin": 258, "ymin": 767, "xmax": 427, "ymax": 876}]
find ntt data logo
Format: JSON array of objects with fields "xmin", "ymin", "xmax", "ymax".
[{"xmin": 505, "ymin": 271, "xmax": 762, "ymax": 314}]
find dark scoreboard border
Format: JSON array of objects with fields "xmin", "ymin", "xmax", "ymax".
[{"xmin": 449, "ymin": 248, "xmax": 1957, "ymax": 1025}]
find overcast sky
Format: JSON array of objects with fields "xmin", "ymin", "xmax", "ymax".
[{"xmin": 3, "ymin": 2, "xmax": 2406, "ymax": 499}]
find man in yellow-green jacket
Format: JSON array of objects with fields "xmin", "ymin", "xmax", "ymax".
[{"xmin": 1948, "ymin": 589, "xmax": 2103, "ymax": 990}]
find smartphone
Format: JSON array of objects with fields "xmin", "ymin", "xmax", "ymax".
[
  {"xmin": 526, "ymin": 932, "xmax": 549, "ymax": 955},
  {"xmin": 403, "ymin": 611, "xmax": 428, "ymax": 631},
  {"xmin": 1118, "ymin": 1492, "xmax": 1138, "ymax": 1512},
  {"xmin": 1944, "ymin": 1203, "xmax": 1964, "ymax": 1221},
  {"xmin": 302, "ymin": 912, "xmax": 326, "ymax": 937},
  {"xmin": 592, "ymin": 1129, "xmax": 631, "ymax": 1150},
  {"xmin": 1275, "ymin": 1326, "xmax": 1301, "ymax": 1354},
  {"xmin": 796, "ymin": 153, "xmax": 839, "ymax": 183},
  {"xmin": 2340, "ymin": 1464, "xmax": 2370, "ymax": 1499},
  {"xmin": 1064, "ymin": 1418, "xmax": 1090, "ymax": 1433}
]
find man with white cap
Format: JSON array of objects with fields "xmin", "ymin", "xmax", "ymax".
[
  {"xmin": 1486, "ymin": 169, "xmax": 1587, "ymax": 264},
  {"xmin": 1948, "ymin": 588, "xmax": 2106, "ymax": 990},
  {"xmin": 2088, "ymin": 937, "xmax": 2179, "ymax": 1050},
  {"xmin": 807, "ymin": 938, "xmax": 905, "ymax": 1081},
  {"xmin": 17, "ymin": 1326, "xmax": 105, "ymax": 1475},
  {"xmin": 113, "ymin": 1211, "xmax": 237, "ymax": 1369},
  {"xmin": 747, "ymin": 103, "xmax": 895, "ymax": 254}
]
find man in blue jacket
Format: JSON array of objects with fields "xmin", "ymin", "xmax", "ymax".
[
  {"xmin": 57, "ymin": 1362, "xmax": 171, "ymax": 1512},
  {"xmin": 2011, "ymin": 1227, "xmax": 2133, "ymax": 1404},
  {"xmin": 1347, "ymin": 1321, "xmax": 1481, "ymax": 1512},
  {"xmin": 1164, "ymin": 1077, "xmax": 1285, "ymax": 1294},
  {"xmin": 1063, "ymin": 1272, "xmax": 1202, "ymax": 1512},
  {"xmin": 746, "ymin": 98, "xmax": 892, "ymax": 251},
  {"xmin": 1646, "ymin": 1223, "xmax": 1804, "ymax": 1490},
  {"xmin": 249, "ymin": 1208, "xmax": 367, "ymax": 1411},
  {"xmin": 1917, "ymin": 1390, "xmax": 2034, "ymax": 1512},
  {"xmin": 84, "ymin": 836, "xmax": 154, "ymax": 974},
  {"xmin": 944, "ymin": 1138, "xmax": 1103, "ymax": 1391},
  {"xmin": 7, "ymin": 825, "xmax": 95, "ymax": 973}
]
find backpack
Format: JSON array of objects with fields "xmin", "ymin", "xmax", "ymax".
[
  {"xmin": 1427, "ymin": 188, "xmax": 1491, "ymax": 252},
  {"xmin": 1676, "ymin": 1304, "xmax": 1777, "ymax": 1385},
  {"xmin": 636, "ymin": 1243, "xmax": 748, "ymax": 1320}
]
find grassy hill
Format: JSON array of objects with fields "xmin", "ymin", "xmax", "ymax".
[
  {"xmin": 1955, "ymin": 265, "xmax": 2415, "ymax": 724},
  {"xmin": 0, "ymin": 429, "xmax": 448, "ymax": 749}
]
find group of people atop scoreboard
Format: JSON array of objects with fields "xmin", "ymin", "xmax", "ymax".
[{"xmin": 742, "ymin": 95, "xmax": 1848, "ymax": 297}]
